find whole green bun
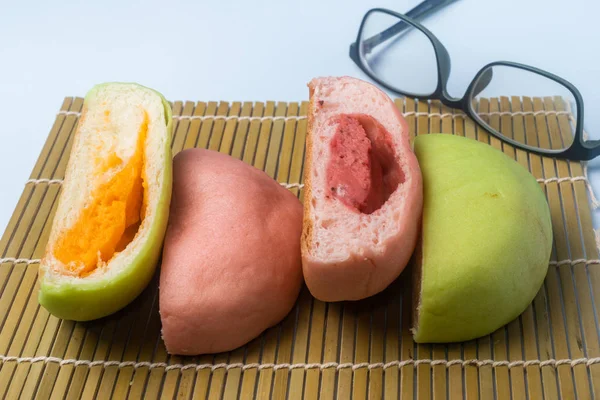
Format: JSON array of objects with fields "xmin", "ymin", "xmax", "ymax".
[{"xmin": 412, "ymin": 134, "xmax": 552, "ymax": 343}]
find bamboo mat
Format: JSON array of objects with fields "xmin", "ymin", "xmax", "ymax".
[{"xmin": 0, "ymin": 96, "xmax": 599, "ymax": 400}]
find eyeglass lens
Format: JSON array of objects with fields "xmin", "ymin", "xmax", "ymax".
[
  {"xmin": 469, "ymin": 65, "xmax": 578, "ymax": 151},
  {"xmin": 359, "ymin": 11, "xmax": 438, "ymax": 97}
]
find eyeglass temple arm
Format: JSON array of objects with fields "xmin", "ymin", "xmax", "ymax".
[{"xmin": 360, "ymin": 0, "xmax": 460, "ymax": 54}]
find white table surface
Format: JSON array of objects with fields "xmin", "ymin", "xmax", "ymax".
[{"xmin": 1, "ymin": 0, "xmax": 600, "ymax": 234}]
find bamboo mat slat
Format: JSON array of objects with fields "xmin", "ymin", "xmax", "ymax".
[{"xmin": 0, "ymin": 97, "xmax": 599, "ymax": 399}]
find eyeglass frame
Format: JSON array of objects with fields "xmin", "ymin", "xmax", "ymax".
[{"xmin": 349, "ymin": 8, "xmax": 597, "ymax": 161}]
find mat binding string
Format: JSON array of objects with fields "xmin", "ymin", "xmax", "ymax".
[
  {"xmin": 56, "ymin": 109, "xmax": 576, "ymax": 120},
  {"xmin": 3, "ymin": 256, "xmax": 600, "ymax": 267},
  {"xmin": 0, "ymin": 355, "xmax": 598, "ymax": 372},
  {"xmin": 24, "ymin": 173, "xmax": 599, "ymax": 210}
]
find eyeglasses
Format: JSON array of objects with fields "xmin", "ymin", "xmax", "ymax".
[{"xmin": 349, "ymin": 7, "xmax": 597, "ymax": 161}]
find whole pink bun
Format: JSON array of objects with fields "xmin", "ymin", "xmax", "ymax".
[
  {"xmin": 160, "ymin": 149, "xmax": 303, "ymax": 355},
  {"xmin": 301, "ymin": 76, "xmax": 423, "ymax": 301}
]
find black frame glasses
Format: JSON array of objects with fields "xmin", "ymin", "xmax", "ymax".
[{"xmin": 349, "ymin": 8, "xmax": 598, "ymax": 161}]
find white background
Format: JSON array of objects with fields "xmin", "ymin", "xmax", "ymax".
[{"xmin": 1, "ymin": 0, "xmax": 599, "ymax": 232}]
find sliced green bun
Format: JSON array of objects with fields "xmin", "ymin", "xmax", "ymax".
[
  {"xmin": 38, "ymin": 82, "xmax": 172, "ymax": 321},
  {"xmin": 412, "ymin": 134, "xmax": 552, "ymax": 343}
]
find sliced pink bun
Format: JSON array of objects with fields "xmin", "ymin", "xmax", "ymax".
[
  {"xmin": 301, "ymin": 76, "xmax": 423, "ymax": 302},
  {"xmin": 160, "ymin": 149, "xmax": 303, "ymax": 355}
]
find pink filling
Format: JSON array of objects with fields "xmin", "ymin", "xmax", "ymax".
[{"xmin": 326, "ymin": 114, "xmax": 403, "ymax": 214}]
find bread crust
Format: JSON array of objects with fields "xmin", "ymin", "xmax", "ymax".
[{"xmin": 300, "ymin": 84, "xmax": 316, "ymax": 259}]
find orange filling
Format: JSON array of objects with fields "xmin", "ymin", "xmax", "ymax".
[{"xmin": 53, "ymin": 112, "xmax": 149, "ymax": 276}]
